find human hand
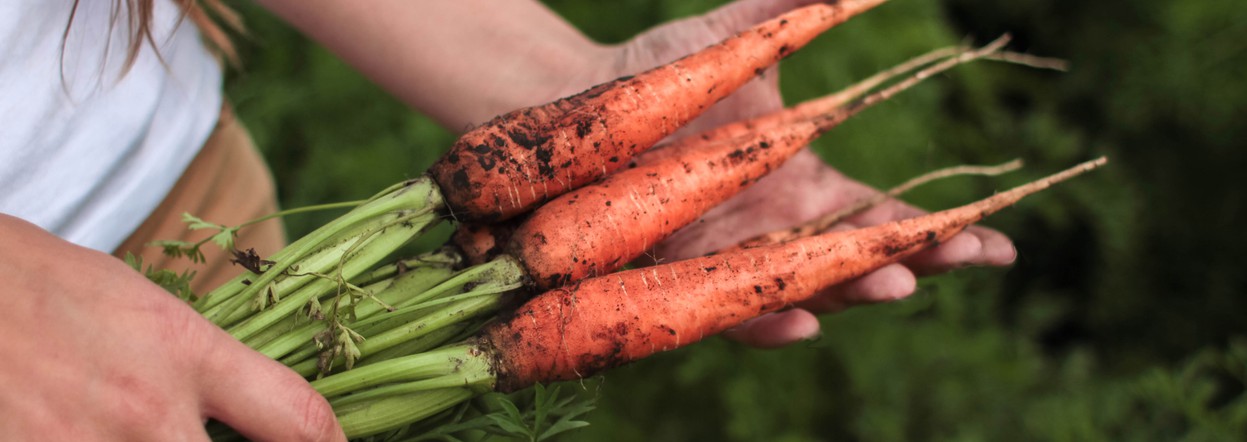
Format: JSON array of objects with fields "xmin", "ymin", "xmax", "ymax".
[
  {"xmin": 0, "ymin": 215, "xmax": 344, "ymax": 441},
  {"xmin": 557, "ymin": 0, "xmax": 1017, "ymax": 348}
]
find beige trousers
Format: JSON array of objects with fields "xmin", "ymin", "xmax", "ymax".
[{"xmin": 112, "ymin": 107, "xmax": 287, "ymax": 294}]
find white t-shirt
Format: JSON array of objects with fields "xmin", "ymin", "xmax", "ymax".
[{"xmin": 0, "ymin": 0, "xmax": 223, "ymax": 252}]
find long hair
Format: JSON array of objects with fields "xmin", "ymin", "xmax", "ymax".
[{"xmin": 64, "ymin": 0, "xmax": 244, "ymax": 72}]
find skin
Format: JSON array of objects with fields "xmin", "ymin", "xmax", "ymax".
[{"xmin": 3, "ymin": 0, "xmax": 1012, "ymax": 438}]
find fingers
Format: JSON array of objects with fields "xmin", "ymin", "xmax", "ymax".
[
  {"xmin": 905, "ymin": 226, "xmax": 1017, "ymax": 276},
  {"xmin": 195, "ymin": 330, "xmax": 344, "ymax": 442},
  {"xmin": 838, "ymin": 188, "xmax": 1017, "ymax": 274},
  {"xmin": 799, "ymin": 263, "xmax": 918, "ymax": 314},
  {"xmin": 723, "ymin": 308, "xmax": 821, "ymax": 348}
]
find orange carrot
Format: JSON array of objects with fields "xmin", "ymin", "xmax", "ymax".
[
  {"xmin": 313, "ymin": 158, "xmax": 1105, "ymax": 436},
  {"xmin": 481, "ymin": 157, "xmax": 1107, "ymax": 391},
  {"xmin": 427, "ymin": 0, "xmax": 888, "ymax": 222},
  {"xmin": 502, "ymin": 37, "xmax": 1012, "ymax": 291},
  {"xmin": 446, "ymin": 39, "xmax": 1007, "ymax": 268},
  {"xmin": 509, "ymin": 115, "xmax": 833, "ymax": 290}
]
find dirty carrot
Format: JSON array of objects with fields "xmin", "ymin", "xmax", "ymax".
[
  {"xmin": 427, "ymin": 0, "xmax": 888, "ymax": 222},
  {"xmin": 445, "ymin": 42, "xmax": 964, "ymax": 266},
  {"xmin": 292, "ymin": 160, "xmax": 1025, "ymax": 372},
  {"xmin": 446, "ymin": 38, "xmax": 1052, "ymax": 267},
  {"xmin": 502, "ymin": 37, "xmax": 1014, "ymax": 290},
  {"xmin": 483, "ymin": 157, "xmax": 1107, "ymax": 389},
  {"xmin": 311, "ymin": 158, "xmax": 1106, "ymax": 437}
]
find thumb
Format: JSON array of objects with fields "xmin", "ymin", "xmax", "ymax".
[{"xmin": 196, "ymin": 330, "xmax": 345, "ymax": 442}]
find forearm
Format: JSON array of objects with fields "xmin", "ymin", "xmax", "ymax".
[{"xmin": 256, "ymin": 0, "xmax": 611, "ymax": 130}]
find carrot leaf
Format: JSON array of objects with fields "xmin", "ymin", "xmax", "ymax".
[
  {"xmin": 124, "ymin": 252, "xmax": 197, "ymax": 302},
  {"xmin": 403, "ymin": 385, "xmax": 596, "ymax": 441}
]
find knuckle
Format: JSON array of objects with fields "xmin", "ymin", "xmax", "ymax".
[
  {"xmin": 159, "ymin": 303, "xmax": 215, "ymax": 360},
  {"xmin": 110, "ymin": 375, "xmax": 174, "ymax": 430}
]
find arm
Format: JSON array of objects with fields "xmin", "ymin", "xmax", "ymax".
[{"xmin": 256, "ymin": 0, "xmax": 611, "ymax": 130}]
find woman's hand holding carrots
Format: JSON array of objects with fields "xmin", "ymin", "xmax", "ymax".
[{"xmin": 262, "ymin": 0, "xmax": 1016, "ymax": 348}]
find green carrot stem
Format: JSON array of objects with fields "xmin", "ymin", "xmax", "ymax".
[
  {"xmin": 350, "ymin": 250, "xmax": 463, "ymax": 288},
  {"xmin": 236, "ymin": 199, "xmax": 368, "ymax": 230},
  {"xmin": 195, "ymin": 178, "xmax": 443, "ymax": 315},
  {"xmin": 355, "ymin": 324, "xmax": 473, "ymax": 367},
  {"xmin": 329, "ymin": 359, "xmax": 494, "ymax": 409},
  {"xmin": 311, "ymin": 344, "xmax": 488, "ymax": 397},
  {"xmin": 351, "ymin": 257, "xmax": 525, "ymax": 335},
  {"xmin": 252, "ymin": 259, "xmax": 461, "ymax": 359},
  {"xmin": 235, "ymin": 276, "xmax": 393, "ymax": 353},
  {"xmin": 290, "ymin": 292, "xmax": 508, "ymax": 377},
  {"xmin": 321, "ymin": 345, "xmax": 495, "ymax": 437},
  {"xmin": 242, "ymin": 251, "xmax": 462, "ymax": 351},
  {"xmin": 226, "ymin": 209, "xmax": 439, "ymax": 341},
  {"xmin": 267, "ymin": 256, "xmax": 517, "ymax": 365},
  {"xmin": 335, "ymin": 388, "xmax": 478, "ymax": 439}
]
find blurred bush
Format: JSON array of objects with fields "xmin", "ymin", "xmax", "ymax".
[{"xmin": 225, "ymin": 0, "xmax": 1246, "ymax": 440}]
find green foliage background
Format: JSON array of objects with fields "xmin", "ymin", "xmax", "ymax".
[{"xmin": 225, "ymin": 0, "xmax": 1247, "ymax": 440}]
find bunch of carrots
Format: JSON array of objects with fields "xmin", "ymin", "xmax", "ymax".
[{"xmin": 173, "ymin": 1, "xmax": 1104, "ymax": 439}]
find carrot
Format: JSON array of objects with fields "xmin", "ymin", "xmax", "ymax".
[
  {"xmin": 311, "ymin": 158, "xmax": 1106, "ymax": 437},
  {"xmin": 481, "ymin": 157, "xmax": 1107, "ymax": 390},
  {"xmin": 445, "ymin": 38, "xmax": 1057, "ymax": 267},
  {"xmin": 280, "ymin": 141, "xmax": 1013, "ymax": 372},
  {"xmin": 446, "ymin": 42, "xmax": 964, "ymax": 265},
  {"xmin": 427, "ymin": 0, "xmax": 888, "ymax": 223},
  {"xmin": 504, "ymin": 36, "xmax": 1013, "ymax": 291}
]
